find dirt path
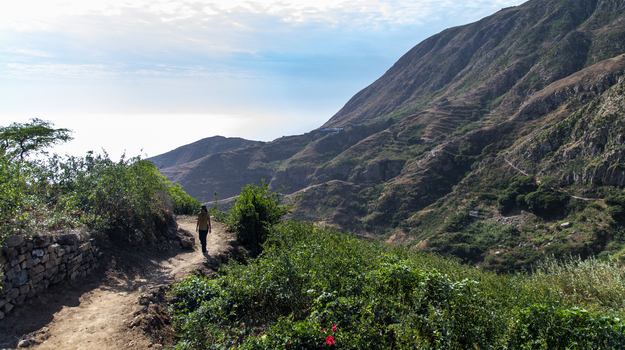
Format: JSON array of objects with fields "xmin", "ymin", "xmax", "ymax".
[{"xmin": 0, "ymin": 216, "xmax": 235, "ymax": 350}]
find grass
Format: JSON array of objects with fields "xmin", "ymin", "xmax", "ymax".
[{"xmin": 533, "ymin": 255, "xmax": 625, "ymax": 311}]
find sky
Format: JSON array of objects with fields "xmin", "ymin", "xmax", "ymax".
[{"xmin": 0, "ymin": 0, "xmax": 526, "ymax": 160}]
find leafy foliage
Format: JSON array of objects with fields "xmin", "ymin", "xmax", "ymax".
[
  {"xmin": 224, "ymin": 180, "xmax": 292, "ymax": 255},
  {"xmin": 168, "ymin": 183, "xmax": 202, "ymax": 215},
  {"xmin": 497, "ymin": 175, "xmax": 539, "ymax": 214},
  {"xmin": 170, "ymin": 218, "xmax": 625, "ymax": 349},
  {"xmin": 0, "ymin": 120, "xmax": 199, "ymax": 242},
  {"xmin": 431, "ymin": 221, "xmax": 522, "ymax": 266},
  {"xmin": 0, "ymin": 154, "xmax": 26, "ymax": 238},
  {"xmin": 0, "ymin": 118, "xmax": 72, "ymax": 161},
  {"xmin": 39, "ymin": 153, "xmax": 172, "ymax": 236}
]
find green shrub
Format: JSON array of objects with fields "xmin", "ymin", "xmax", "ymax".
[
  {"xmin": 508, "ymin": 304, "xmax": 625, "ymax": 349},
  {"xmin": 0, "ymin": 155, "xmax": 26, "ymax": 238},
  {"xmin": 497, "ymin": 175, "xmax": 538, "ymax": 213},
  {"xmin": 170, "ymin": 222, "xmax": 514, "ymax": 349},
  {"xmin": 224, "ymin": 180, "xmax": 292, "ymax": 256},
  {"xmin": 607, "ymin": 205, "xmax": 625, "ymax": 220},
  {"xmin": 170, "ymin": 218, "xmax": 625, "ymax": 349},
  {"xmin": 168, "ymin": 183, "xmax": 202, "ymax": 215},
  {"xmin": 430, "ymin": 221, "xmax": 521, "ymax": 265},
  {"xmin": 40, "ymin": 153, "xmax": 172, "ymax": 238},
  {"xmin": 605, "ymin": 194, "xmax": 625, "ymax": 207},
  {"xmin": 3, "ymin": 150, "xmax": 194, "ymax": 243},
  {"xmin": 441, "ymin": 212, "xmax": 471, "ymax": 232},
  {"xmin": 525, "ymin": 190, "xmax": 570, "ymax": 217}
]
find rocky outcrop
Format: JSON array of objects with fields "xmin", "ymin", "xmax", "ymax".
[
  {"xmin": 359, "ymin": 160, "xmax": 407, "ymax": 183},
  {"xmin": 560, "ymin": 162, "xmax": 625, "ymax": 187},
  {"xmin": 311, "ymin": 164, "xmax": 352, "ymax": 183},
  {"xmin": 513, "ymin": 55, "xmax": 625, "ymax": 122},
  {"xmin": 270, "ymin": 166, "xmax": 315, "ymax": 193}
]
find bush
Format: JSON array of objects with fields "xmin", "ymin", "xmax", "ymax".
[
  {"xmin": 39, "ymin": 153, "xmax": 172, "ymax": 238},
  {"xmin": 525, "ymin": 190, "xmax": 570, "ymax": 217},
  {"xmin": 2, "ymin": 150, "xmax": 196, "ymax": 244},
  {"xmin": 0, "ymin": 155, "xmax": 26, "ymax": 238},
  {"xmin": 605, "ymin": 194, "xmax": 625, "ymax": 207},
  {"xmin": 431, "ymin": 221, "xmax": 521, "ymax": 265},
  {"xmin": 170, "ymin": 222, "xmax": 507, "ymax": 349},
  {"xmin": 497, "ymin": 175, "xmax": 539, "ymax": 213},
  {"xmin": 441, "ymin": 212, "xmax": 472, "ymax": 232},
  {"xmin": 225, "ymin": 180, "xmax": 292, "ymax": 255},
  {"xmin": 508, "ymin": 304, "xmax": 625, "ymax": 349},
  {"xmin": 169, "ymin": 220, "xmax": 625, "ymax": 349},
  {"xmin": 607, "ymin": 205, "xmax": 625, "ymax": 220},
  {"xmin": 168, "ymin": 183, "xmax": 202, "ymax": 215}
]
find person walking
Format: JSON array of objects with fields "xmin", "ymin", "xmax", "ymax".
[{"xmin": 196, "ymin": 205, "xmax": 212, "ymax": 253}]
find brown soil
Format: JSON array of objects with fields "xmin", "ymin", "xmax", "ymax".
[{"xmin": 0, "ymin": 216, "xmax": 237, "ymax": 350}]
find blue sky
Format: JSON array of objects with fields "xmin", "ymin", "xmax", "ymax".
[{"xmin": 0, "ymin": 0, "xmax": 525, "ymax": 159}]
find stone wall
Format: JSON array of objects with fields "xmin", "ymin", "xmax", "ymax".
[{"xmin": 0, "ymin": 231, "xmax": 101, "ymax": 320}]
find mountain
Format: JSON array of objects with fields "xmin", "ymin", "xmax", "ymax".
[
  {"xmin": 153, "ymin": 0, "xmax": 625, "ymax": 272},
  {"xmin": 150, "ymin": 136, "xmax": 262, "ymax": 169}
]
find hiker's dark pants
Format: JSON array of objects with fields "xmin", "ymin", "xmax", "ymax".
[{"xmin": 199, "ymin": 230, "xmax": 208, "ymax": 252}]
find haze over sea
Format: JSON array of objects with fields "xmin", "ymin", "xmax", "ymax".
[{"xmin": 1, "ymin": 0, "xmax": 524, "ymax": 159}]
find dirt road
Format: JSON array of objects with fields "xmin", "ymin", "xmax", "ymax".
[{"xmin": 0, "ymin": 216, "xmax": 235, "ymax": 349}]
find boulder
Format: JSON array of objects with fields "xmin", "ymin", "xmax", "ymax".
[{"xmin": 180, "ymin": 236, "xmax": 195, "ymax": 249}]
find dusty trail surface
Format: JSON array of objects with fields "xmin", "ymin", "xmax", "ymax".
[{"xmin": 0, "ymin": 216, "xmax": 235, "ymax": 350}]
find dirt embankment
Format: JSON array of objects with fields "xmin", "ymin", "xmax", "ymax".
[{"xmin": 0, "ymin": 216, "xmax": 237, "ymax": 350}]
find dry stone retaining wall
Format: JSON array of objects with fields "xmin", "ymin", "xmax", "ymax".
[{"xmin": 0, "ymin": 231, "xmax": 101, "ymax": 320}]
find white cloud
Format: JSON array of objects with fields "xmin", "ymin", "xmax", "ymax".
[
  {"xmin": 1, "ymin": 0, "xmax": 523, "ymax": 29},
  {"xmin": 2, "ymin": 63, "xmax": 117, "ymax": 79}
]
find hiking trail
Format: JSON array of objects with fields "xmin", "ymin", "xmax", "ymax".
[{"xmin": 0, "ymin": 216, "xmax": 235, "ymax": 349}]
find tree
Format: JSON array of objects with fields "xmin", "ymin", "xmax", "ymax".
[{"xmin": 0, "ymin": 118, "xmax": 73, "ymax": 161}]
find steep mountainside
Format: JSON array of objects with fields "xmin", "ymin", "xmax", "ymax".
[{"xmin": 155, "ymin": 0, "xmax": 625, "ymax": 272}]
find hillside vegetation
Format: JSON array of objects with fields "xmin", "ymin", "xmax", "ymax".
[
  {"xmin": 0, "ymin": 119, "xmax": 200, "ymax": 245},
  {"xmin": 170, "ymin": 196, "xmax": 625, "ymax": 349},
  {"xmin": 154, "ymin": 0, "xmax": 625, "ymax": 271}
]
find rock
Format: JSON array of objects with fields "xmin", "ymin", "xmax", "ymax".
[
  {"xmin": 180, "ymin": 236, "xmax": 194, "ymax": 249},
  {"xmin": 32, "ymin": 249, "xmax": 45, "ymax": 257},
  {"xmin": 560, "ymin": 222, "xmax": 572, "ymax": 229},
  {"xmin": 12, "ymin": 269, "xmax": 28, "ymax": 287},
  {"xmin": 55, "ymin": 234, "xmax": 78, "ymax": 246},
  {"xmin": 3, "ymin": 301, "xmax": 14, "ymax": 314},
  {"xmin": 17, "ymin": 339, "xmax": 32, "ymax": 348},
  {"xmin": 165, "ymin": 228, "xmax": 177, "ymax": 239},
  {"xmin": 6, "ymin": 235, "xmax": 25, "ymax": 248}
]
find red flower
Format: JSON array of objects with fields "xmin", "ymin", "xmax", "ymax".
[
  {"xmin": 326, "ymin": 335, "xmax": 335, "ymax": 345},
  {"xmin": 322, "ymin": 328, "xmax": 326, "ymax": 332},
  {"xmin": 331, "ymin": 324, "xmax": 337, "ymax": 332}
]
